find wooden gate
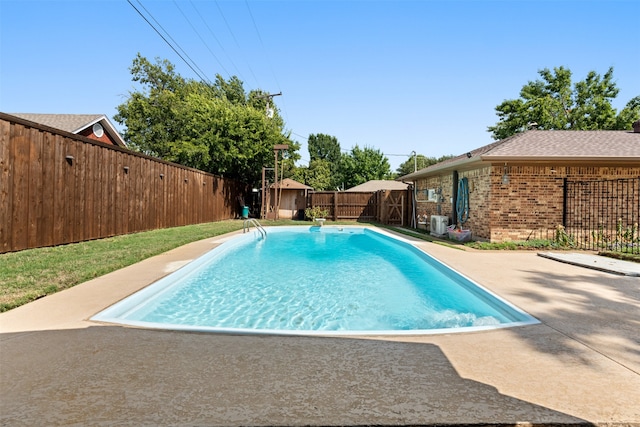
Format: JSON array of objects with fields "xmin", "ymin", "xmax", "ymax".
[
  {"xmin": 307, "ymin": 189, "xmax": 410, "ymax": 225},
  {"xmin": 384, "ymin": 190, "xmax": 405, "ymax": 225}
]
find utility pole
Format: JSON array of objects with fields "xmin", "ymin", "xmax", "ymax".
[
  {"xmin": 257, "ymin": 91, "xmax": 284, "ymax": 219},
  {"xmin": 257, "ymin": 92, "xmax": 282, "ymax": 118},
  {"xmin": 272, "ymin": 144, "xmax": 288, "ymax": 220}
]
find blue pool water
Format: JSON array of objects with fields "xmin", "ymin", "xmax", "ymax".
[{"xmin": 92, "ymin": 226, "xmax": 538, "ymax": 335}]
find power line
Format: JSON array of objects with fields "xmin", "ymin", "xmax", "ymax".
[
  {"xmin": 187, "ymin": 0, "xmax": 246, "ymax": 82},
  {"xmin": 243, "ymin": 0, "xmax": 289, "ymax": 123},
  {"xmin": 128, "ymin": 0, "xmax": 212, "ymax": 84},
  {"xmin": 213, "ymin": 0, "xmax": 262, "ymax": 89},
  {"xmin": 173, "ymin": 0, "xmax": 232, "ymax": 79}
]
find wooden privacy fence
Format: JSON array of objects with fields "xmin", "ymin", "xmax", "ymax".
[
  {"xmin": 307, "ymin": 190, "xmax": 410, "ymax": 225},
  {"xmin": 0, "ymin": 113, "xmax": 247, "ymax": 253}
]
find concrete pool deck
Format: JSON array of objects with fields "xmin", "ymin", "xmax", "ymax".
[{"xmin": 1, "ymin": 227, "xmax": 639, "ymax": 426}]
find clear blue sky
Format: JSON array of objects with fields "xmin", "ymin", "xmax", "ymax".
[{"xmin": 2, "ymin": 0, "xmax": 639, "ymax": 171}]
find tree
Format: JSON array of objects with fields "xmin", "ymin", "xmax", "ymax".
[
  {"xmin": 488, "ymin": 66, "xmax": 640, "ymax": 140},
  {"xmin": 305, "ymin": 133, "xmax": 343, "ymax": 189},
  {"xmin": 337, "ymin": 145, "xmax": 391, "ymax": 189},
  {"xmin": 307, "ymin": 133, "xmax": 341, "ymax": 164},
  {"xmin": 616, "ymin": 96, "xmax": 640, "ymax": 129},
  {"xmin": 395, "ymin": 154, "xmax": 455, "ymax": 176},
  {"xmin": 114, "ymin": 54, "xmax": 298, "ymax": 186},
  {"xmin": 291, "ymin": 159, "xmax": 332, "ymax": 190}
]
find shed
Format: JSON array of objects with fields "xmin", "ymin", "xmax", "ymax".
[{"xmin": 268, "ymin": 178, "xmax": 313, "ymax": 220}]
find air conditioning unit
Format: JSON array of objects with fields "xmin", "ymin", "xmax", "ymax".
[{"xmin": 430, "ymin": 215, "xmax": 449, "ymax": 237}]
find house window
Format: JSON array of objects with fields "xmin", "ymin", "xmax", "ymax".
[{"xmin": 92, "ymin": 123, "xmax": 104, "ymax": 138}]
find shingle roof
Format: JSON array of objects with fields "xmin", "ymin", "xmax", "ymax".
[
  {"xmin": 269, "ymin": 178, "xmax": 313, "ymax": 190},
  {"xmin": 10, "ymin": 113, "xmax": 105, "ymax": 133},
  {"xmin": 483, "ymin": 130, "xmax": 640, "ymax": 159},
  {"xmin": 345, "ymin": 180, "xmax": 409, "ymax": 192},
  {"xmin": 399, "ymin": 129, "xmax": 640, "ymax": 180},
  {"xmin": 9, "ymin": 113, "xmax": 126, "ymax": 147}
]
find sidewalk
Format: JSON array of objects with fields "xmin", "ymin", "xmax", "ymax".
[{"xmin": 538, "ymin": 251, "xmax": 640, "ymax": 276}]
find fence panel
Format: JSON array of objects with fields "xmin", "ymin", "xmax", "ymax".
[
  {"xmin": 0, "ymin": 113, "xmax": 247, "ymax": 253},
  {"xmin": 308, "ymin": 190, "xmax": 408, "ymax": 224},
  {"xmin": 564, "ymin": 178, "xmax": 640, "ymax": 253}
]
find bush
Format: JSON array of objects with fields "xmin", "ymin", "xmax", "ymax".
[{"xmin": 304, "ymin": 206, "xmax": 329, "ymax": 221}]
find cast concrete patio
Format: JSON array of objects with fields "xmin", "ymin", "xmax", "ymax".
[{"xmin": 1, "ymin": 228, "xmax": 639, "ymax": 426}]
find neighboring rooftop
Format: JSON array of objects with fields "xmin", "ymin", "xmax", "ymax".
[
  {"xmin": 11, "ymin": 113, "xmax": 104, "ymax": 132},
  {"xmin": 9, "ymin": 113, "xmax": 126, "ymax": 147},
  {"xmin": 346, "ymin": 180, "xmax": 409, "ymax": 192},
  {"xmin": 269, "ymin": 178, "xmax": 313, "ymax": 190}
]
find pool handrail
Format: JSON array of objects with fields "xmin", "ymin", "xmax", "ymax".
[{"xmin": 243, "ymin": 218, "xmax": 266, "ymax": 238}]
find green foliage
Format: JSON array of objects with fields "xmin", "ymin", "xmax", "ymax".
[
  {"xmin": 291, "ymin": 159, "xmax": 333, "ymax": 190},
  {"xmin": 590, "ymin": 220, "xmax": 639, "ymax": 253},
  {"xmin": 488, "ymin": 66, "xmax": 639, "ymax": 140},
  {"xmin": 465, "ymin": 239, "xmax": 558, "ymax": 250},
  {"xmin": 554, "ymin": 224, "xmax": 575, "ymax": 247},
  {"xmin": 308, "ymin": 133, "xmax": 341, "ymax": 164},
  {"xmin": 337, "ymin": 145, "xmax": 392, "ymax": 189},
  {"xmin": 615, "ymin": 96, "xmax": 640, "ymax": 129},
  {"xmin": 396, "ymin": 154, "xmax": 455, "ymax": 176},
  {"xmin": 114, "ymin": 54, "xmax": 299, "ymax": 186},
  {"xmin": 304, "ymin": 206, "xmax": 329, "ymax": 221}
]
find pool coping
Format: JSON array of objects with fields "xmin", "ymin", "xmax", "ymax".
[{"xmin": 1, "ymin": 224, "xmax": 639, "ymax": 426}]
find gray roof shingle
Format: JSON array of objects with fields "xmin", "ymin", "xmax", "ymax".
[
  {"xmin": 10, "ymin": 113, "xmax": 104, "ymax": 133},
  {"xmin": 346, "ymin": 180, "xmax": 409, "ymax": 192},
  {"xmin": 484, "ymin": 130, "xmax": 640, "ymax": 159},
  {"xmin": 399, "ymin": 129, "xmax": 640, "ymax": 180}
]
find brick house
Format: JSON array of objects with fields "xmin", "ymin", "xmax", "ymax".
[
  {"xmin": 9, "ymin": 113, "xmax": 126, "ymax": 147},
  {"xmin": 399, "ymin": 123, "xmax": 640, "ymax": 242}
]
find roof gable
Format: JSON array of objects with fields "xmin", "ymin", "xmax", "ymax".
[{"xmin": 9, "ymin": 113, "xmax": 126, "ymax": 147}]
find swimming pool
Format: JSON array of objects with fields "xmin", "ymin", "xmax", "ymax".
[{"xmin": 92, "ymin": 226, "xmax": 538, "ymax": 335}]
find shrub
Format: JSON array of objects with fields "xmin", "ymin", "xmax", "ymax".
[{"xmin": 304, "ymin": 206, "xmax": 329, "ymax": 221}]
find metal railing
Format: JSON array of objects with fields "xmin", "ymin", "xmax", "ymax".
[
  {"xmin": 564, "ymin": 177, "xmax": 639, "ymax": 253},
  {"xmin": 243, "ymin": 218, "xmax": 267, "ymax": 239}
]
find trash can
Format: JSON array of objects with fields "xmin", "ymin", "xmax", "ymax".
[{"xmin": 241, "ymin": 206, "xmax": 249, "ymax": 219}]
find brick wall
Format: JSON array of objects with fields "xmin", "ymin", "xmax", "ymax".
[
  {"xmin": 490, "ymin": 165, "xmax": 640, "ymax": 242},
  {"xmin": 461, "ymin": 167, "xmax": 492, "ymax": 239},
  {"xmin": 413, "ymin": 163, "xmax": 640, "ymax": 242},
  {"xmin": 415, "ymin": 175, "xmax": 453, "ymax": 222},
  {"xmin": 489, "ymin": 165, "xmax": 564, "ymax": 241}
]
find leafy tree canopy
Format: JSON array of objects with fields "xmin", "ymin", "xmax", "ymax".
[
  {"xmin": 114, "ymin": 54, "xmax": 298, "ymax": 186},
  {"xmin": 338, "ymin": 145, "xmax": 392, "ymax": 190},
  {"xmin": 290, "ymin": 159, "xmax": 333, "ymax": 191},
  {"xmin": 307, "ymin": 133, "xmax": 341, "ymax": 164},
  {"xmin": 396, "ymin": 154, "xmax": 455, "ymax": 176},
  {"xmin": 488, "ymin": 66, "xmax": 640, "ymax": 140}
]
